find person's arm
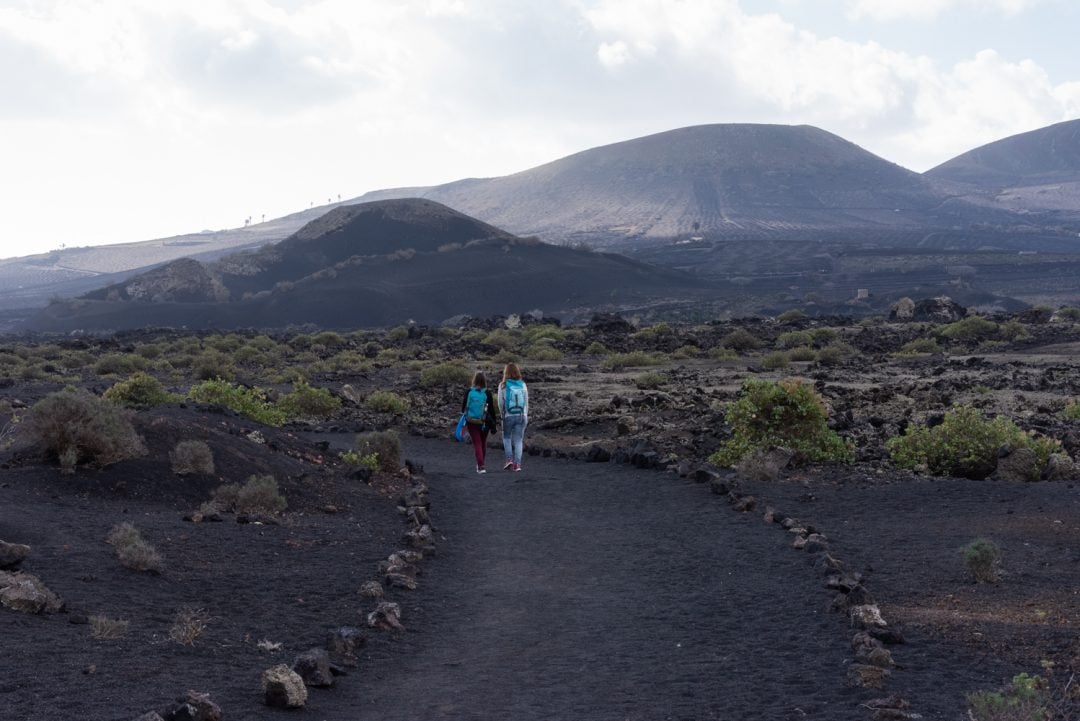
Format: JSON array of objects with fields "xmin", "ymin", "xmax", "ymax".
[
  {"xmin": 522, "ymin": 382, "xmax": 529, "ymax": 421},
  {"xmin": 486, "ymin": 390, "xmax": 499, "ymax": 427},
  {"xmin": 460, "ymin": 388, "xmax": 469, "ymax": 414},
  {"xmin": 497, "ymin": 383, "xmax": 506, "ymax": 418}
]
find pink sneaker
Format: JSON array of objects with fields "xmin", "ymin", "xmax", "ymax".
[
  {"xmin": 513, "ymin": 463, "xmax": 522, "ymax": 472},
  {"xmin": 503, "ymin": 460, "xmax": 514, "ymax": 471}
]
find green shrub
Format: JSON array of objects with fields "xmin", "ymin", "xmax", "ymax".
[
  {"xmin": 188, "ymin": 379, "xmax": 286, "ymax": 426},
  {"xmin": 776, "ymin": 309, "xmax": 807, "ymax": 323},
  {"xmin": 630, "ymin": 323, "xmax": 672, "ymax": 342},
  {"xmin": 709, "ymin": 347, "xmax": 738, "ymax": 361},
  {"xmin": 966, "ymin": 673, "xmax": 1053, "ymax": 721},
  {"xmin": 311, "ymin": 331, "xmax": 345, "ymax": 348},
  {"xmin": 386, "ymin": 325, "xmax": 410, "ymax": 342},
  {"xmin": 191, "ymin": 350, "xmax": 236, "ymax": 381},
  {"xmin": 963, "ymin": 538, "xmax": 1002, "ymax": 583},
  {"xmin": 420, "ymin": 362, "xmax": 472, "ymax": 387},
  {"xmin": 103, "ymin": 372, "xmax": 178, "ymax": 408},
  {"xmin": 634, "ymin": 372, "xmax": 666, "ymax": 390},
  {"xmin": 213, "ymin": 475, "xmax": 287, "ymax": 515},
  {"xmin": 810, "ymin": 328, "xmax": 839, "ymax": 345},
  {"xmin": 93, "ymin": 353, "xmax": 148, "ymax": 376},
  {"xmin": 788, "ymin": 346, "xmax": 816, "ymax": 362},
  {"xmin": 276, "ymin": 380, "xmax": 342, "ymax": 420},
  {"xmin": 999, "ymin": 320, "xmax": 1032, "ymax": 342},
  {"xmin": 355, "ymin": 430, "xmax": 400, "ymax": 472},
  {"xmin": 482, "ymin": 329, "xmax": 518, "ymax": 349},
  {"xmin": 1054, "ymin": 306, "xmax": 1080, "ymax": 321},
  {"xmin": 815, "ymin": 345, "xmax": 847, "ymax": 367},
  {"xmin": 760, "ymin": 351, "xmax": 790, "ymax": 370},
  {"xmin": 135, "ymin": 343, "xmax": 164, "ymax": 360},
  {"xmin": 601, "ymin": 351, "xmax": 665, "ymax": 370},
  {"xmin": 584, "ymin": 341, "xmax": 609, "ymax": 356},
  {"xmin": 671, "ymin": 345, "xmax": 700, "ymax": 359},
  {"xmin": 28, "ymin": 389, "xmax": 147, "ymax": 472},
  {"xmin": 523, "ymin": 325, "xmax": 565, "ymax": 343},
  {"xmin": 170, "ymin": 440, "xmax": 214, "ymax": 475},
  {"xmin": 526, "ymin": 344, "xmax": 563, "ymax": 361},
  {"xmin": 106, "ymin": 522, "xmax": 163, "ymax": 573},
  {"xmin": 709, "ymin": 379, "xmax": 853, "ymax": 467},
  {"xmin": 886, "ymin": 406, "xmax": 1060, "ymax": 479},
  {"xmin": 366, "ymin": 391, "xmax": 409, "ymax": 414},
  {"xmin": 898, "ymin": 337, "xmax": 942, "ymax": 355},
  {"xmin": 720, "ymin": 329, "xmax": 761, "ymax": 352},
  {"xmin": 940, "ymin": 316, "xmax": 999, "ymax": 342},
  {"xmin": 775, "ymin": 331, "xmax": 813, "ymax": 349},
  {"xmin": 1064, "ymin": 400, "xmax": 1080, "ymax": 420},
  {"xmin": 339, "ymin": 450, "xmax": 380, "ymax": 471}
]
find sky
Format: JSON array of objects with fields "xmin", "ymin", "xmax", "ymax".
[{"xmin": 1, "ymin": 0, "xmax": 1078, "ymax": 260}]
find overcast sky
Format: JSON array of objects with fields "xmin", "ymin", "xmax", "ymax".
[{"xmin": 2, "ymin": 0, "xmax": 1078, "ymax": 260}]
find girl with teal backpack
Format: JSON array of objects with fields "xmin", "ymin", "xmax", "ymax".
[
  {"xmin": 497, "ymin": 362, "xmax": 529, "ymax": 471},
  {"xmin": 460, "ymin": 371, "xmax": 498, "ymax": 473}
]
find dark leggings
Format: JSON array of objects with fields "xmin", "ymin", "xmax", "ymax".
[{"xmin": 467, "ymin": 423, "xmax": 489, "ymax": 468}]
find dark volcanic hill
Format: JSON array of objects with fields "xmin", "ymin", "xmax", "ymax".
[
  {"xmin": 24, "ymin": 199, "xmax": 708, "ymax": 332},
  {"xmin": 926, "ymin": 119, "xmax": 1080, "ymax": 220},
  {"xmin": 359, "ymin": 123, "xmax": 1008, "ymax": 246}
]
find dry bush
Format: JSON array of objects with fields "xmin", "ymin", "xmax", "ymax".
[
  {"xmin": 106, "ymin": 522, "xmax": 164, "ymax": 573},
  {"xmin": 169, "ymin": 606, "xmax": 209, "ymax": 646},
  {"xmin": 213, "ymin": 475, "xmax": 287, "ymax": 515},
  {"xmin": 103, "ymin": 372, "xmax": 178, "ymax": 408},
  {"xmin": 28, "ymin": 389, "xmax": 147, "ymax": 472},
  {"xmin": 90, "ymin": 615, "xmax": 129, "ymax": 640},
  {"xmin": 355, "ymin": 430, "xmax": 400, "ymax": 472},
  {"xmin": 963, "ymin": 538, "xmax": 1002, "ymax": 583},
  {"xmin": 170, "ymin": 440, "xmax": 215, "ymax": 475}
]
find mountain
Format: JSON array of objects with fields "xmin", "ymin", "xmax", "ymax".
[
  {"xmin": 356, "ymin": 123, "xmax": 1010, "ymax": 246},
  {"xmin": 24, "ymin": 199, "xmax": 709, "ymax": 333},
  {"xmin": 926, "ymin": 119, "xmax": 1080, "ymax": 220}
]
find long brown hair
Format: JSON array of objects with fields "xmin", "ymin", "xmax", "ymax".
[
  {"xmin": 502, "ymin": 362, "xmax": 522, "ymax": 383},
  {"xmin": 472, "ymin": 371, "xmax": 486, "ymax": 388}
]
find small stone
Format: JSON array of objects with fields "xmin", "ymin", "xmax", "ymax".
[
  {"xmin": 803, "ymin": 534, "xmax": 829, "ymax": 554},
  {"xmin": 849, "ymin": 663, "xmax": 891, "ymax": 689},
  {"xmin": 850, "ymin": 604, "xmax": 888, "ymax": 629},
  {"xmin": 326, "ymin": 626, "xmax": 366, "ymax": 667},
  {"xmin": 366, "ymin": 602, "xmax": 403, "ymax": 630},
  {"xmin": 732, "ymin": 495, "xmax": 756, "ymax": 512},
  {"xmin": 292, "ymin": 648, "xmax": 334, "ymax": 688},
  {"xmin": 0, "ymin": 571, "xmax": 64, "ymax": 614},
  {"xmin": 166, "ymin": 690, "xmax": 222, "ymax": 721},
  {"xmin": 868, "ymin": 627, "xmax": 906, "ymax": 645},
  {"xmin": 133, "ymin": 713, "xmax": 165, "ymax": 721},
  {"xmin": 0, "ymin": 541, "xmax": 31, "ymax": 570},
  {"xmin": 263, "ymin": 665, "xmax": 308, "ymax": 708},
  {"xmin": 359, "ymin": 581, "xmax": 384, "ymax": 598}
]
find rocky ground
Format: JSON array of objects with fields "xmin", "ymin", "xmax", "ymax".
[{"xmin": 1, "ymin": 304, "xmax": 1078, "ymax": 719}]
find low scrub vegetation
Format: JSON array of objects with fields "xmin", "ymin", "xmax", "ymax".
[
  {"xmin": 169, "ymin": 606, "xmax": 210, "ymax": 646},
  {"xmin": 939, "ymin": 316, "xmax": 999, "ymax": 343},
  {"xmin": 898, "ymin": 337, "xmax": 942, "ymax": 355},
  {"xmin": 420, "ymin": 362, "xmax": 472, "ymax": 387},
  {"xmin": 966, "ymin": 672, "xmax": 1067, "ymax": 721},
  {"xmin": 106, "ymin": 523, "xmax": 164, "ymax": 573},
  {"xmin": 90, "ymin": 615, "xmax": 129, "ymax": 640},
  {"xmin": 761, "ymin": 351, "xmax": 790, "ymax": 370},
  {"xmin": 339, "ymin": 450, "xmax": 380, "ymax": 471},
  {"xmin": 188, "ymin": 380, "xmax": 286, "ymax": 426},
  {"xmin": 355, "ymin": 430, "xmax": 400, "ymax": 472},
  {"xmin": 1063, "ymin": 400, "xmax": 1080, "ymax": 420},
  {"xmin": 275, "ymin": 380, "xmax": 341, "ymax": 420},
  {"xmin": 170, "ymin": 440, "xmax": 215, "ymax": 475},
  {"xmin": 634, "ymin": 372, "xmax": 667, "ymax": 390},
  {"xmin": 29, "ymin": 389, "xmax": 147, "ymax": 472},
  {"xmin": 601, "ymin": 351, "xmax": 666, "ymax": 370},
  {"xmin": 93, "ymin": 353, "xmax": 148, "ymax": 377},
  {"xmin": 212, "ymin": 474, "xmax": 287, "ymax": 515},
  {"xmin": 720, "ymin": 329, "xmax": 761, "ymax": 352},
  {"xmin": 103, "ymin": 372, "xmax": 178, "ymax": 408},
  {"xmin": 709, "ymin": 379, "xmax": 853, "ymax": 467},
  {"xmin": 886, "ymin": 406, "xmax": 1059, "ymax": 480},
  {"xmin": 366, "ymin": 391, "xmax": 409, "ymax": 414},
  {"xmin": 963, "ymin": 538, "xmax": 1002, "ymax": 583}
]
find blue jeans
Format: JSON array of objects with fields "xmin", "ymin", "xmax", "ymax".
[{"xmin": 502, "ymin": 414, "xmax": 527, "ymax": 464}]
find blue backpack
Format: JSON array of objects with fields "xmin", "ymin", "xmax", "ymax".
[
  {"xmin": 465, "ymin": 387, "xmax": 488, "ymax": 423},
  {"xmin": 504, "ymin": 379, "xmax": 525, "ymax": 415}
]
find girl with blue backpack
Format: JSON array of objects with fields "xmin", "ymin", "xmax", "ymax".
[
  {"xmin": 460, "ymin": 371, "xmax": 498, "ymax": 473},
  {"xmin": 497, "ymin": 362, "xmax": 529, "ymax": 471}
]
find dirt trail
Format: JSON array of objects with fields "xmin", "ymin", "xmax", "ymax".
[{"xmin": 322, "ymin": 438, "xmax": 870, "ymax": 721}]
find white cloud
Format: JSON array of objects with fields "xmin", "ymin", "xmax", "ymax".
[
  {"xmin": 847, "ymin": 0, "xmax": 1044, "ymax": 21},
  {"xmin": 582, "ymin": 0, "xmax": 1078, "ymax": 168}
]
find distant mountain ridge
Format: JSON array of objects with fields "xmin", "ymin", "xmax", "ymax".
[
  {"xmin": 355, "ymin": 123, "xmax": 1013, "ymax": 245},
  {"xmin": 25, "ymin": 199, "xmax": 708, "ymax": 332}
]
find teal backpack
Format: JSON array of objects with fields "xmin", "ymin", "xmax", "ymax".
[
  {"xmin": 465, "ymin": 387, "xmax": 488, "ymax": 423},
  {"xmin": 504, "ymin": 379, "xmax": 525, "ymax": 415}
]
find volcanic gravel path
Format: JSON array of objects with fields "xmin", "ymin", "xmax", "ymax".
[{"xmin": 325, "ymin": 437, "xmax": 870, "ymax": 721}]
